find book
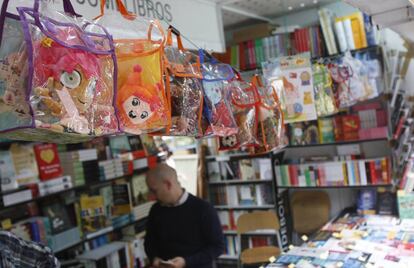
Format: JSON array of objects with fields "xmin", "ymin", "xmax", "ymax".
[
  {"xmin": 239, "ymin": 159, "xmax": 256, "ymax": 181},
  {"xmin": 318, "ymin": 8, "xmax": 338, "ymax": 55},
  {"xmin": 0, "ymin": 150, "xmax": 17, "ymax": 192},
  {"xmin": 357, "ymin": 189, "xmax": 377, "ymax": 215},
  {"xmin": 289, "ymin": 121, "xmax": 319, "ymax": 145},
  {"xmin": 342, "ymin": 18, "xmax": 356, "ymax": 50},
  {"xmin": 376, "ymin": 189, "xmax": 396, "ymax": 215},
  {"xmin": 42, "ymin": 202, "xmax": 72, "ymax": 234},
  {"xmin": 140, "ymin": 135, "xmax": 159, "ymax": 156},
  {"xmin": 10, "ymin": 143, "xmax": 39, "ymax": 186},
  {"xmin": 397, "ymin": 190, "xmax": 414, "ymax": 219},
  {"xmin": 80, "ymin": 195, "xmax": 107, "ymax": 233},
  {"xmin": 130, "ymin": 174, "xmax": 151, "ymax": 206},
  {"xmin": 34, "ymin": 143, "xmax": 63, "ymax": 181},
  {"xmin": 334, "ymin": 19, "xmax": 348, "ymax": 52},
  {"xmin": 318, "ymin": 118, "xmax": 335, "ymax": 143},
  {"xmin": 112, "ymin": 183, "xmax": 132, "ymax": 216}
]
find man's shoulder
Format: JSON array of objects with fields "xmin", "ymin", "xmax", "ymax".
[{"xmin": 187, "ymin": 194, "xmax": 214, "ymax": 210}]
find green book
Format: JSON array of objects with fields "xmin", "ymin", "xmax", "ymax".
[
  {"xmin": 305, "ymin": 168, "xmax": 311, "ymax": 186},
  {"xmin": 255, "ymin": 39, "xmax": 263, "ymax": 64},
  {"xmin": 231, "ymin": 45, "xmax": 239, "ymax": 69},
  {"xmin": 280, "ymin": 165, "xmax": 288, "ymax": 186}
]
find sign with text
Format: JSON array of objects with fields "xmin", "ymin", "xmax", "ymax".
[{"xmin": 2, "ymin": 0, "xmax": 226, "ymax": 52}]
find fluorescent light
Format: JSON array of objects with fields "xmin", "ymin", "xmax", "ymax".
[
  {"xmin": 288, "ymin": 6, "xmax": 293, "ymax": 10},
  {"xmin": 300, "ymin": 3, "xmax": 305, "ymax": 7}
]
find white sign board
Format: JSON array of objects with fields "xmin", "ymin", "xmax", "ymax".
[{"xmin": 1, "ymin": 0, "xmax": 226, "ymax": 52}]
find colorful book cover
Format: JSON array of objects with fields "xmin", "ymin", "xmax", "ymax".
[
  {"xmin": 318, "ymin": 118, "xmax": 335, "ymax": 143},
  {"xmin": 357, "ymin": 189, "xmax": 377, "ymax": 215},
  {"xmin": 279, "ymin": 53, "xmax": 317, "ymax": 123},
  {"xmin": 141, "ymin": 135, "xmax": 159, "ymax": 156},
  {"xmin": 34, "ymin": 143, "xmax": 63, "ymax": 181},
  {"xmin": 131, "ymin": 174, "xmax": 151, "ymax": 206},
  {"xmin": 80, "ymin": 195, "xmax": 107, "ymax": 233},
  {"xmin": 109, "ymin": 135, "xmax": 132, "ymax": 157},
  {"xmin": 397, "ymin": 190, "xmax": 414, "ymax": 219},
  {"xmin": 376, "ymin": 189, "xmax": 396, "ymax": 215},
  {"xmin": 342, "ymin": 115, "xmax": 360, "ymax": 141},
  {"xmin": 0, "ymin": 150, "xmax": 17, "ymax": 192},
  {"xmin": 42, "ymin": 202, "xmax": 72, "ymax": 234},
  {"xmin": 112, "ymin": 183, "xmax": 133, "ymax": 216},
  {"xmin": 10, "ymin": 143, "xmax": 39, "ymax": 185}
]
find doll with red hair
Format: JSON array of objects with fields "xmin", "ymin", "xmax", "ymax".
[
  {"xmin": 32, "ymin": 36, "xmax": 117, "ymax": 135},
  {"xmin": 117, "ymin": 64, "xmax": 168, "ymax": 134}
]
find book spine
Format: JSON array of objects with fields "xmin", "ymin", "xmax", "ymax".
[
  {"xmin": 343, "ymin": 18, "xmax": 356, "ymax": 50},
  {"xmin": 369, "ymin": 161, "xmax": 377, "ymax": 184},
  {"xmin": 334, "ymin": 20, "xmax": 348, "ymax": 52}
]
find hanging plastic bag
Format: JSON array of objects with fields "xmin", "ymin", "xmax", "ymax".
[
  {"xmin": 199, "ymin": 49, "xmax": 238, "ymax": 137},
  {"xmin": 163, "ymin": 27, "xmax": 203, "ymax": 136},
  {"xmin": 94, "ymin": 0, "xmax": 169, "ymax": 135},
  {"xmin": 252, "ymin": 75, "xmax": 285, "ymax": 154},
  {"xmin": 329, "ymin": 52, "xmax": 367, "ymax": 108},
  {"xmin": 218, "ymin": 72, "xmax": 259, "ymax": 151},
  {"xmin": 312, "ymin": 63, "xmax": 338, "ymax": 117},
  {"xmin": 0, "ymin": 0, "xmax": 118, "ymax": 143},
  {"xmin": 0, "ymin": 0, "xmax": 32, "ymax": 133}
]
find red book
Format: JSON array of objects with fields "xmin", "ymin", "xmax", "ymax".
[
  {"xmin": 303, "ymin": 28, "xmax": 310, "ymax": 52},
  {"xmin": 288, "ymin": 165, "xmax": 299, "ymax": 186},
  {"xmin": 369, "ymin": 161, "xmax": 377, "ymax": 184},
  {"xmin": 333, "ymin": 116, "xmax": 344, "ymax": 141},
  {"xmin": 294, "ymin": 29, "xmax": 301, "ymax": 53},
  {"xmin": 229, "ymin": 210, "xmax": 236, "ymax": 230},
  {"xmin": 342, "ymin": 115, "xmax": 360, "ymax": 141},
  {"xmin": 299, "ymin": 29, "xmax": 306, "ymax": 52},
  {"xmin": 33, "ymin": 144, "xmax": 63, "ymax": 180},
  {"xmin": 239, "ymin": 43, "xmax": 246, "ymax": 70}
]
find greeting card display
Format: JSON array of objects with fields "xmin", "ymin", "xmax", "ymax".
[{"xmin": 279, "ymin": 53, "xmax": 317, "ymax": 123}]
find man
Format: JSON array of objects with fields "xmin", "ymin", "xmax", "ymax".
[{"xmin": 144, "ymin": 163, "xmax": 224, "ymax": 268}]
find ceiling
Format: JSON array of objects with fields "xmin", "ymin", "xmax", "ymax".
[{"xmin": 209, "ymin": 0, "xmax": 338, "ymax": 28}]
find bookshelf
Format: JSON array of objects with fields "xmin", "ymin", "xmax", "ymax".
[
  {"xmin": 206, "ymin": 150, "xmax": 287, "ymax": 264},
  {"xmin": 287, "ymin": 137, "xmax": 389, "ymax": 149}
]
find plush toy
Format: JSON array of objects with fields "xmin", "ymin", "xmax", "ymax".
[
  {"xmin": 33, "ymin": 37, "xmax": 101, "ymax": 135},
  {"xmin": 117, "ymin": 64, "xmax": 165, "ymax": 134}
]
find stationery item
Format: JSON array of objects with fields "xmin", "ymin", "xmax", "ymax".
[
  {"xmin": 278, "ymin": 53, "xmax": 317, "ymax": 123},
  {"xmin": 312, "ymin": 63, "xmax": 338, "ymax": 117}
]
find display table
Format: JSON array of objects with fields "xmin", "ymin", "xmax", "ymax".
[{"xmin": 265, "ymin": 214, "xmax": 414, "ymax": 268}]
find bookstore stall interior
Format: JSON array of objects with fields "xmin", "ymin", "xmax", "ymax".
[{"xmin": 1, "ymin": 0, "xmax": 414, "ymax": 267}]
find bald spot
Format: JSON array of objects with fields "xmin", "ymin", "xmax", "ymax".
[{"xmin": 146, "ymin": 163, "xmax": 178, "ymax": 183}]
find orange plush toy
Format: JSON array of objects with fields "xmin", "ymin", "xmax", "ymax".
[{"xmin": 117, "ymin": 64, "xmax": 167, "ymax": 134}]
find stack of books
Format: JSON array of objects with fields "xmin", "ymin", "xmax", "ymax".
[{"xmin": 59, "ymin": 149, "xmax": 99, "ymax": 186}]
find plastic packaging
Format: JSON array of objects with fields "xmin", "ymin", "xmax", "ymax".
[
  {"xmin": 0, "ymin": 0, "xmax": 118, "ymax": 143},
  {"xmin": 199, "ymin": 50, "xmax": 238, "ymax": 137},
  {"xmin": 94, "ymin": 0, "xmax": 169, "ymax": 134},
  {"xmin": 312, "ymin": 63, "xmax": 338, "ymax": 117},
  {"xmin": 164, "ymin": 27, "xmax": 203, "ymax": 136},
  {"xmin": 218, "ymin": 73, "xmax": 259, "ymax": 151}
]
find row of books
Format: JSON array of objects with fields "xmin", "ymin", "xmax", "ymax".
[
  {"xmin": 208, "ymin": 158, "xmax": 272, "ymax": 182},
  {"xmin": 319, "ymin": 10, "xmax": 376, "ymax": 55},
  {"xmin": 275, "ymin": 157, "xmax": 391, "ymax": 187},
  {"xmin": 215, "ymin": 25, "xmax": 326, "ymax": 71},
  {"xmin": 210, "ymin": 184, "xmax": 274, "ymax": 206},
  {"xmin": 288, "ymin": 101, "xmax": 388, "ymax": 146},
  {"xmin": 0, "ymin": 134, "xmax": 159, "ymax": 193}
]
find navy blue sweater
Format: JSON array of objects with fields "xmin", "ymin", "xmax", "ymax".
[{"xmin": 144, "ymin": 194, "xmax": 224, "ymax": 268}]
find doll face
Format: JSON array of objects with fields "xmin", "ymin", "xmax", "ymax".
[
  {"xmin": 58, "ymin": 67, "xmax": 95, "ymax": 113},
  {"xmin": 123, "ymin": 95, "xmax": 153, "ymax": 125}
]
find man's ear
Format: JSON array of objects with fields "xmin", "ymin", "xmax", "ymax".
[{"xmin": 164, "ymin": 180, "xmax": 172, "ymax": 190}]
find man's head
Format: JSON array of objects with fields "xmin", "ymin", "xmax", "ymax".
[{"xmin": 146, "ymin": 163, "xmax": 181, "ymax": 205}]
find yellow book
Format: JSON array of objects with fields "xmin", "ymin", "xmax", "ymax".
[{"xmin": 341, "ymin": 12, "xmax": 367, "ymax": 49}]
